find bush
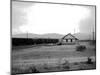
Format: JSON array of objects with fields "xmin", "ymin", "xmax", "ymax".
[
  {"xmin": 61, "ymin": 60, "xmax": 70, "ymax": 70},
  {"xmin": 12, "ymin": 66, "xmax": 40, "ymax": 75},
  {"xmin": 27, "ymin": 66, "xmax": 40, "ymax": 73},
  {"xmin": 86, "ymin": 57, "xmax": 93, "ymax": 64},
  {"xmin": 76, "ymin": 45, "xmax": 86, "ymax": 51},
  {"xmin": 57, "ymin": 43, "xmax": 62, "ymax": 45},
  {"xmin": 43, "ymin": 64, "xmax": 50, "ymax": 70}
]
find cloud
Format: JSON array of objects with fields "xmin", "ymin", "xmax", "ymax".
[
  {"xmin": 12, "ymin": 1, "xmax": 95, "ymax": 35},
  {"xmin": 12, "ymin": 1, "xmax": 34, "ymax": 34},
  {"xmin": 79, "ymin": 6, "xmax": 95, "ymax": 34},
  {"xmin": 18, "ymin": 3, "xmax": 90, "ymax": 34}
]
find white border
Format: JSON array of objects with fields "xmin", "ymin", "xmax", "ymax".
[{"xmin": 0, "ymin": 0, "xmax": 100, "ymax": 75}]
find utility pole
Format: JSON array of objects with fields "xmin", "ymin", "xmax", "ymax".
[
  {"xmin": 92, "ymin": 25, "xmax": 95, "ymax": 41},
  {"xmin": 74, "ymin": 28, "xmax": 75, "ymax": 34},
  {"xmin": 92, "ymin": 31, "xmax": 94, "ymax": 41},
  {"xmin": 26, "ymin": 31, "xmax": 28, "ymax": 39}
]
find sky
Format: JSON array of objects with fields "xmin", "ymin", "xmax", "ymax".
[{"xmin": 12, "ymin": 0, "xmax": 95, "ymax": 35}]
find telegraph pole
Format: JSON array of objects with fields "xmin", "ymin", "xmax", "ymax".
[
  {"xmin": 92, "ymin": 25, "xmax": 95, "ymax": 41},
  {"xmin": 74, "ymin": 28, "xmax": 75, "ymax": 34},
  {"xmin": 26, "ymin": 31, "xmax": 28, "ymax": 39},
  {"xmin": 92, "ymin": 31, "xmax": 94, "ymax": 41}
]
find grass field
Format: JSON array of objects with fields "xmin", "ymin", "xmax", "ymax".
[{"xmin": 12, "ymin": 41, "xmax": 96, "ymax": 74}]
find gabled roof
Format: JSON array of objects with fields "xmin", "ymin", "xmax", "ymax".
[{"xmin": 62, "ymin": 33, "xmax": 78, "ymax": 40}]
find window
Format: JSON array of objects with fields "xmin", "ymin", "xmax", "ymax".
[
  {"xmin": 66, "ymin": 39, "xmax": 68, "ymax": 42},
  {"xmin": 71, "ymin": 39, "xmax": 72, "ymax": 42}
]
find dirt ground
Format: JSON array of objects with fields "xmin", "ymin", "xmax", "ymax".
[{"xmin": 12, "ymin": 41, "xmax": 96, "ymax": 74}]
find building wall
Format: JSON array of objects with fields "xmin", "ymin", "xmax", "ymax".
[{"xmin": 61, "ymin": 38, "xmax": 77, "ymax": 44}]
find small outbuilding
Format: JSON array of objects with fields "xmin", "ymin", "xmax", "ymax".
[{"xmin": 59, "ymin": 33, "xmax": 79, "ymax": 45}]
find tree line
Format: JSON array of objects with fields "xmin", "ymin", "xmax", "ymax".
[{"xmin": 12, "ymin": 38, "xmax": 59, "ymax": 46}]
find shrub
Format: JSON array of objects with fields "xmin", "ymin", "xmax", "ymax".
[
  {"xmin": 12, "ymin": 66, "xmax": 40, "ymax": 75},
  {"xmin": 43, "ymin": 64, "xmax": 50, "ymax": 70},
  {"xmin": 90, "ymin": 40, "xmax": 96, "ymax": 45},
  {"xmin": 76, "ymin": 45, "xmax": 86, "ymax": 51},
  {"xmin": 28, "ymin": 66, "xmax": 40, "ymax": 73},
  {"xmin": 61, "ymin": 60, "xmax": 70, "ymax": 70},
  {"xmin": 73, "ymin": 62, "xmax": 79, "ymax": 65},
  {"xmin": 57, "ymin": 43, "xmax": 62, "ymax": 45},
  {"xmin": 86, "ymin": 57, "xmax": 93, "ymax": 64}
]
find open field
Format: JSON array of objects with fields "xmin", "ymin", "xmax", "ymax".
[{"xmin": 12, "ymin": 41, "xmax": 96, "ymax": 74}]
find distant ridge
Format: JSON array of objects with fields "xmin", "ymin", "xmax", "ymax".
[
  {"xmin": 12, "ymin": 33, "xmax": 93, "ymax": 40},
  {"xmin": 12, "ymin": 33, "xmax": 64, "ymax": 39},
  {"xmin": 73, "ymin": 33, "xmax": 92, "ymax": 40}
]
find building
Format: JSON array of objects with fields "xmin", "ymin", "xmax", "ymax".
[{"xmin": 59, "ymin": 33, "xmax": 79, "ymax": 45}]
